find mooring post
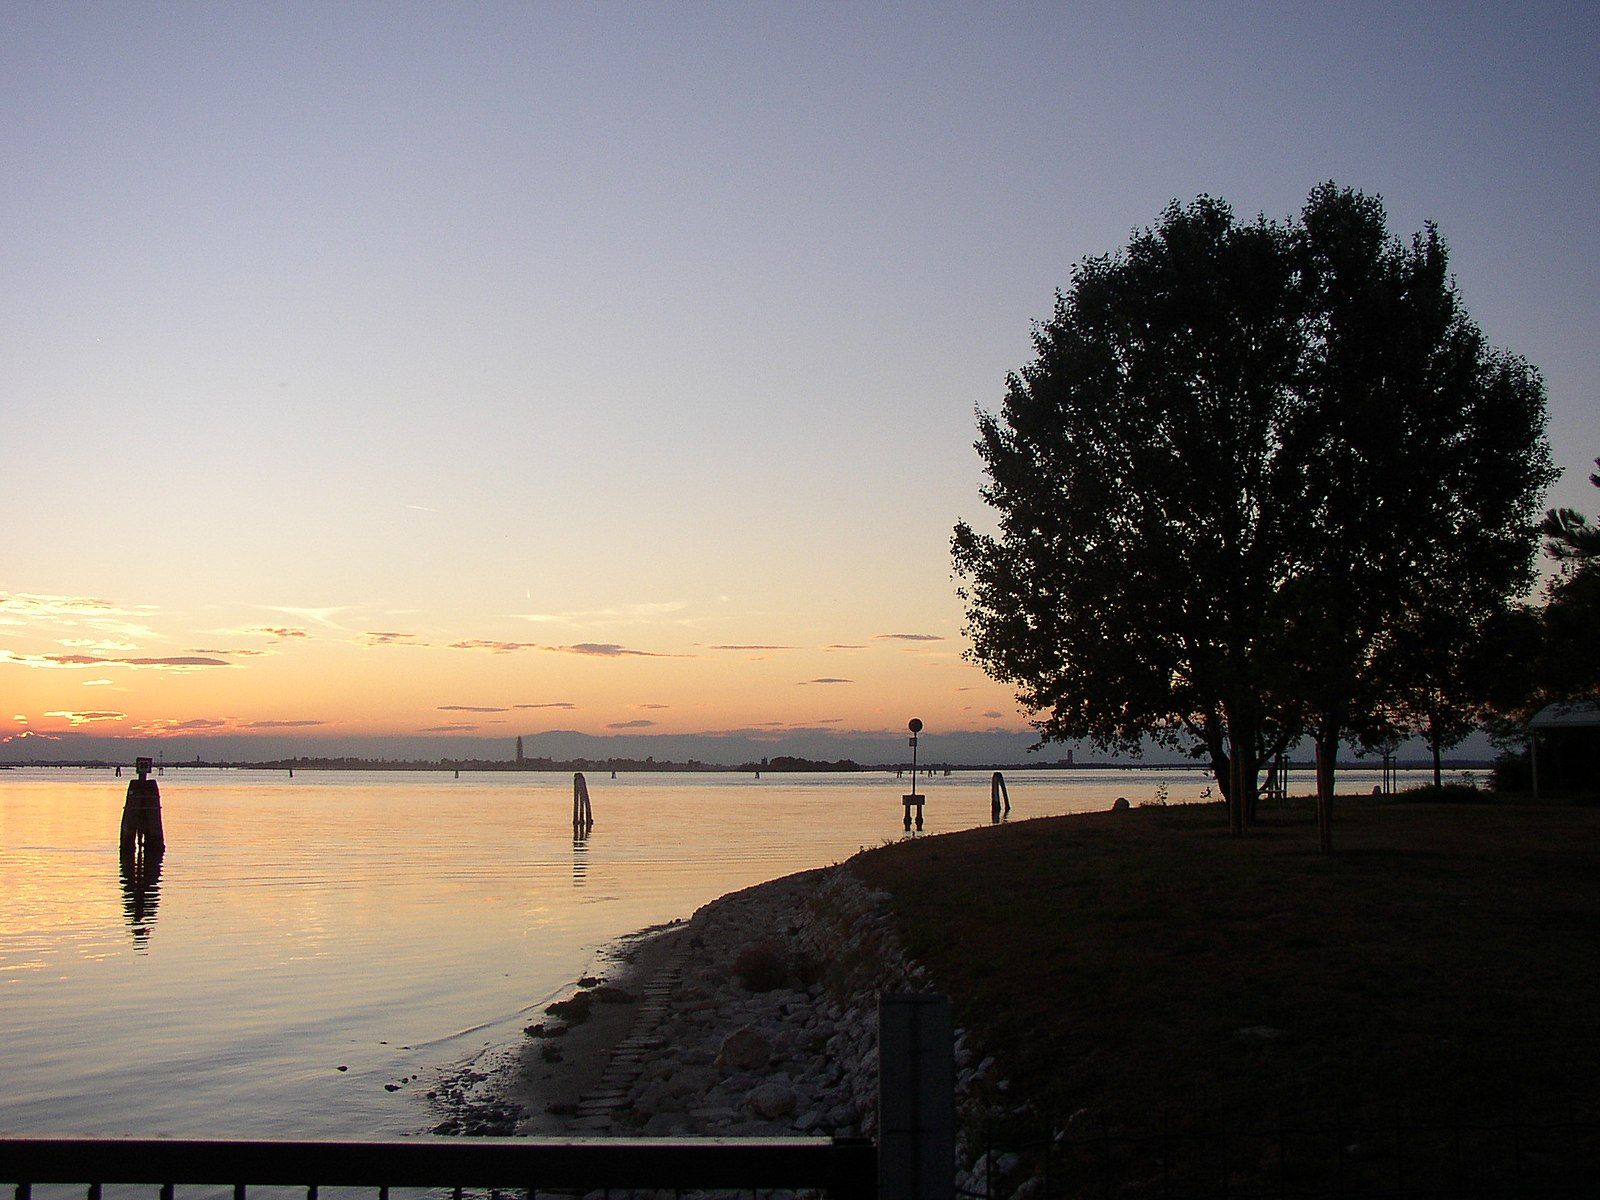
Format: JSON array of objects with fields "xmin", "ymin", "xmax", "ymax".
[
  {"xmin": 119, "ymin": 756, "xmax": 165, "ymax": 855},
  {"xmin": 879, "ymin": 992, "xmax": 955, "ymax": 1200},
  {"xmin": 572, "ymin": 772, "xmax": 593, "ymax": 829},
  {"xmin": 990, "ymin": 771, "xmax": 1010, "ymax": 822}
]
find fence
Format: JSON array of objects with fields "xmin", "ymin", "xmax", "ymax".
[
  {"xmin": 968, "ymin": 1112, "xmax": 1600, "ymax": 1200},
  {"xmin": 0, "ymin": 995, "xmax": 954, "ymax": 1200},
  {"xmin": 0, "ymin": 1135, "xmax": 874, "ymax": 1200}
]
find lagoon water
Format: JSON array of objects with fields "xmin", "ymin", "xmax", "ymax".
[{"xmin": 0, "ymin": 763, "xmax": 1445, "ymax": 1138}]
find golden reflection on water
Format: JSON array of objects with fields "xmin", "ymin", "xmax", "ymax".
[{"xmin": 0, "ymin": 763, "xmax": 1274, "ymax": 1138}]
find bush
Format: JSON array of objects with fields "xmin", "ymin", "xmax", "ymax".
[
  {"xmin": 1491, "ymin": 749, "xmax": 1532, "ymax": 792},
  {"xmin": 732, "ymin": 940, "xmax": 789, "ymax": 992},
  {"xmin": 1401, "ymin": 783, "xmax": 1490, "ymax": 803}
]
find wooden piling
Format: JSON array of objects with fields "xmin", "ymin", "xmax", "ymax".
[
  {"xmin": 572, "ymin": 772, "xmax": 594, "ymax": 829},
  {"xmin": 119, "ymin": 757, "xmax": 165, "ymax": 856},
  {"xmin": 990, "ymin": 771, "xmax": 1010, "ymax": 821}
]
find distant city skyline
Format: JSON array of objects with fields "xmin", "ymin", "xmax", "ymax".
[{"xmin": 5, "ymin": 4, "xmax": 1596, "ymax": 750}]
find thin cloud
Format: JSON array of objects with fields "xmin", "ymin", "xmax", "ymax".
[
  {"xmin": 248, "ymin": 626, "xmax": 309, "ymax": 639},
  {"xmin": 512, "ymin": 702, "xmax": 577, "ymax": 710},
  {"xmin": 875, "ymin": 633, "xmax": 946, "ymax": 642},
  {"xmin": 59, "ymin": 638, "xmax": 139, "ymax": 652},
  {"xmin": 798, "ymin": 677, "xmax": 853, "ymax": 685},
  {"xmin": 0, "ymin": 592, "xmax": 160, "ymax": 640},
  {"xmin": 43, "ymin": 709, "xmax": 126, "ymax": 726},
  {"xmin": 245, "ymin": 719, "xmax": 327, "ymax": 729},
  {"xmin": 1, "ymin": 651, "xmax": 231, "ymax": 671},
  {"xmin": 607, "ymin": 719, "xmax": 656, "ymax": 729},
  {"xmin": 258, "ymin": 605, "xmax": 352, "ymax": 629},
  {"xmin": 189, "ymin": 647, "xmax": 268, "ymax": 657},
  {"xmin": 983, "ymin": 710, "xmax": 1005, "ymax": 719},
  {"xmin": 419, "ymin": 722, "xmax": 477, "ymax": 732},
  {"xmin": 448, "ymin": 639, "xmax": 538, "ymax": 653},
  {"xmin": 405, "ymin": 504, "xmax": 439, "ymax": 513},
  {"xmin": 134, "ymin": 717, "xmax": 230, "ymax": 734},
  {"xmin": 364, "ymin": 631, "xmax": 424, "ymax": 646},
  {"xmin": 705, "ymin": 644, "xmax": 796, "ymax": 651},
  {"xmin": 823, "ymin": 644, "xmax": 865, "ymax": 650},
  {"xmin": 514, "ymin": 601, "xmax": 688, "ymax": 625},
  {"xmin": 635, "ymin": 703, "xmax": 669, "ymax": 710},
  {"xmin": 83, "ymin": 679, "xmax": 115, "ymax": 686},
  {"xmin": 2, "ymin": 593, "xmax": 144, "ymax": 618},
  {"xmin": 126, "ymin": 656, "xmax": 231, "ymax": 667},
  {"xmin": 548, "ymin": 643, "xmax": 677, "ymax": 658},
  {"xmin": 438, "ymin": 705, "xmax": 509, "ymax": 713},
  {"xmin": 1, "ymin": 729, "xmax": 60, "ymax": 743}
]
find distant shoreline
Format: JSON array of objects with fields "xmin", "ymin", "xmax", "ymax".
[{"xmin": 2, "ymin": 757, "xmax": 1495, "ymax": 773}]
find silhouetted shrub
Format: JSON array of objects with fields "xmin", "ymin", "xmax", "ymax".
[
  {"xmin": 1492, "ymin": 748, "xmax": 1532, "ymax": 792},
  {"xmin": 1402, "ymin": 783, "xmax": 1489, "ymax": 803},
  {"xmin": 732, "ymin": 940, "xmax": 788, "ymax": 992}
]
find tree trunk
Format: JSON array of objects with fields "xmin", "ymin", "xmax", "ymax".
[
  {"xmin": 1203, "ymin": 711, "xmax": 1232, "ymax": 808},
  {"xmin": 1315, "ymin": 723, "xmax": 1339, "ymax": 855},
  {"xmin": 1429, "ymin": 711, "xmax": 1443, "ymax": 789},
  {"xmin": 1224, "ymin": 704, "xmax": 1258, "ymax": 835}
]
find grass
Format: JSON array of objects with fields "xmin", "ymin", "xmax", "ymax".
[{"xmin": 851, "ymin": 797, "xmax": 1600, "ymax": 1150}]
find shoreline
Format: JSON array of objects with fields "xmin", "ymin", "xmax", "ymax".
[
  {"xmin": 435, "ymin": 861, "xmax": 987, "ymax": 1144},
  {"xmin": 428, "ymin": 919, "xmax": 689, "ymax": 1136}
]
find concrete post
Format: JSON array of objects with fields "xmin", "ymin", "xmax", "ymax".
[{"xmin": 878, "ymin": 993, "xmax": 954, "ymax": 1200}]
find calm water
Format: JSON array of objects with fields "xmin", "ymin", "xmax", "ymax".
[{"xmin": 0, "ymin": 763, "xmax": 1446, "ymax": 1137}]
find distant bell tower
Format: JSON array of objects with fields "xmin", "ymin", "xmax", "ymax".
[{"xmin": 515, "ymin": 735, "xmax": 525, "ymax": 765}]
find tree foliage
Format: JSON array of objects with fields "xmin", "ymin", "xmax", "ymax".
[
  {"xmin": 1535, "ymin": 461, "xmax": 1600, "ymax": 702},
  {"xmin": 954, "ymin": 186, "xmax": 1554, "ymax": 841}
]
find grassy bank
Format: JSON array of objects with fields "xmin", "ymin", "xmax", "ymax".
[{"xmin": 852, "ymin": 798, "xmax": 1600, "ymax": 1146}]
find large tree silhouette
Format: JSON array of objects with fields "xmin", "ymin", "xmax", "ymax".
[{"xmin": 954, "ymin": 186, "xmax": 1553, "ymax": 843}]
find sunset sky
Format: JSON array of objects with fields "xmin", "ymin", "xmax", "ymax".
[{"xmin": 5, "ymin": 3, "xmax": 1598, "ymax": 755}]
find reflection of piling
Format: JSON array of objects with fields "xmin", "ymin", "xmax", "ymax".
[
  {"xmin": 990, "ymin": 771, "xmax": 1010, "ymax": 823},
  {"xmin": 119, "ymin": 840, "xmax": 164, "ymax": 948},
  {"xmin": 572, "ymin": 823, "xmax": 590, "ymax": 886},
  {"xmin": 572, "ymin": 771, "xmax": 594, "ymax": 830},
  {"xmin": 119, "ymin": 756, "xmax": 165, "ymax": 856}
]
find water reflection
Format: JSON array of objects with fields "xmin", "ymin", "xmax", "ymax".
[
  {"xmin": 572, "ymin": 824, "xmax": 590, "ymax": 886},
  {"xmin": 118, "ymin": 843, "xmax": 164, "ymax": 949}
]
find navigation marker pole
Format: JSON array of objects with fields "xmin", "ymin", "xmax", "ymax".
[{"xmin": 903, "ymin": 718, "xmax": 925, "ymax": 832}]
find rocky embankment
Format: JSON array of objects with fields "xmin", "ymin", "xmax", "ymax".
[{"xmin": 438, "ymin": 862, "xmax": 1012, "ymax": 1193}]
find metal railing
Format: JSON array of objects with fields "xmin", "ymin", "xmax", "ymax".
[
  {"xmin": 0, "ymin": 1135, "xmax": 876, "ymax": 1200},
  {"xmin": 0, "ymin": 994, "xmax": 957, "ymax": 1200}
]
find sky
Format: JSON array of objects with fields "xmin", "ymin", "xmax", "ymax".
[{"xmin": 4, "ymin": 2, "xmax": 1597, "ymax": 760}]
